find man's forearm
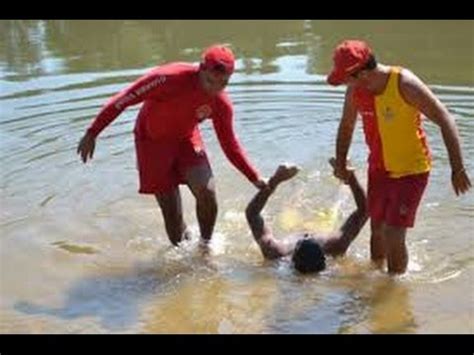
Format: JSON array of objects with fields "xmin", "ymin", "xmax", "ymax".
[
  {"xmin": 245, "ymin": 183, "xmax": 276, "ymax": 217},
  {"xmin": 335, "ymin": 119, "xmax": 355, "ymax": 168},
  {"xmin": 439, "ymin": 117, "xmax": 465, "ymax": 172},
  {"xmin": 346, "ymin": 173, "xmax": 367, "ymax": 213}
]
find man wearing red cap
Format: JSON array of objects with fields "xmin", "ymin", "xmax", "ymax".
[
  {"xmin": 327, "ymin": 39, "xmax": 471, "ymax": 274},
  {"xmin": 77, "ymin": 45, "xmax": 267, "ymax": 246}
]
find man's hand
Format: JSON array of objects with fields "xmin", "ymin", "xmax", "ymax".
[
  {"xmin": 329, "ymin": 157, "xmax": 354, "ymax": 184},
  {"xmin": 451, "ymin": 167, "xmax": 471, "ymax": 196},
  {"xmin": 77, "ymin": 131, "xmax": 96, "ymax": 163}
]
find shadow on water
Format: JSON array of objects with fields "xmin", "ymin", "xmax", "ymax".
[
  {"xmin": 13, "ymin": 246, "xmax": 217, "ymax": 331},
  {"xmin": 266, "ymin": 259, "xmax": 417, "ymax": 334},
  {"xmin": 337, "ymin": 276, "xmax": 417, "ymax": 334}
]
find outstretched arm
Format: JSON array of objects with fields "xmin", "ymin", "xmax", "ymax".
[
  {"xmin": 212, "ymin": 97, "xmax": 266, "ymax": 188},
  {"xmin": 77, "ymin": 68, "xmax": 171, "ymax": 164},
  {"xmin": 325, "ymin": 159, "xmax": 368, "ymax": 257},
  {"xmin": 245, "ymin": 165, "xmax": 299, "ymax": 259},
  {"xmin": 334, "ymin": 86, "xmax": 358, "ymax": 181}
]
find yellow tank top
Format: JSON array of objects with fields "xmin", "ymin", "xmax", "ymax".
[{"xmin": 355, "ymin": 66, "xmax": 432, "ymax": 177}]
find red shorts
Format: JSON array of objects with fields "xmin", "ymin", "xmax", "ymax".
[
  {"xmin": 134, "ymin": 136, "xmax": 211, "ymax": 194},
  {"xmin": 368, "ymin": 170, "xmax": 429, "ymax": 228}
]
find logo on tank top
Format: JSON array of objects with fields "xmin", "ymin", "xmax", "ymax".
[
  {"xmin": 382, "ymin": 106, "xmax": 395, "ymax": 121},
  {"xmin": 196, "ymin": 104, "xmax": 212, "ymax": 121}
]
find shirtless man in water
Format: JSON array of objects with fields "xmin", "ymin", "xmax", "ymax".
[{"xmin": 245, "ymin": 159, "xmax": 368, "ymax": 273}]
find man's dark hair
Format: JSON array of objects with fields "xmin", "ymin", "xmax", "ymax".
[
  {"xmin": 292, "ymin": 238, "xmax": 326, "ymax": 273},
  {"xmin": 363, "ymin": 54, "xmax": 377, "ymax": 70}
]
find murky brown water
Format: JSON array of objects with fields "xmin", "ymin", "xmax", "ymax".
[{"xmin": 1, "ymin": 20, "xmax": 473, "ymax": 333}]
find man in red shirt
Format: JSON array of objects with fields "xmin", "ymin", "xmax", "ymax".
[{"xmin": 77, "ymin": 45, "xmax": 266, "ymax": 246}]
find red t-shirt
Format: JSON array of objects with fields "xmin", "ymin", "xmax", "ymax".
[{"xmin": 87, "ymin": 62, "xmax": 260, "ymax": 183}]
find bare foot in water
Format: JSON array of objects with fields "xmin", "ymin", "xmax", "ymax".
[{"xmin": 269, "ymin": 164, "xmax": 300, "ymax": 187}]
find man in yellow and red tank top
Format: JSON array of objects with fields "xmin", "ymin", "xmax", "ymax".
[{"xmin": 327, "ymin": 40, "xmax": 471, "ymax": 274}]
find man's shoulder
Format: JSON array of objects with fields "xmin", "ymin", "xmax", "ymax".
[
  {"xmin": 151, "ymin": 62, "xmax": 198, "ymax": 79},
  {"xmin": 398, "ymin": 67, "xmax": 424, "ymax": 89},
  {"xmin": 215, "ymin": 90, "xmax": 232, "ymax": 105},
  {"xmin": 212, "ymin": 91, "xmax": 233, "ymax": 115},
  {"xmin": 396, "ymin": 67, "xmax": 429, "ymax": 104}
]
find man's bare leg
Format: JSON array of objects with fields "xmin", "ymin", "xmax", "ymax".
[{"xmin": 155, "ymin": 188, "xmax": 189, "ymax": 246}]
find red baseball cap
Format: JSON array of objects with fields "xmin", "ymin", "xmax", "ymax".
[
  {"xmin": 327, "ymin": 40, "xmax": 373, "ymax": 86},
  {"xmin": 201, "ymin": 45, "xmax": 235, "ymax": 75}
]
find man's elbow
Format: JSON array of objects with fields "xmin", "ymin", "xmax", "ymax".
[
  {"xmin": 358, "ymin": 193, "xmax": 368, "ymax": 215},
  {"xmin": 355, "ymin": 202, "xmax": 368, "ymax": 225},
  {"xmin": 358, "ymin": 209, "xmax": 369, "ymax": 225},
  {"xmin": 245, "ymin": 205, "xmax": 254, "ymax": 224}
]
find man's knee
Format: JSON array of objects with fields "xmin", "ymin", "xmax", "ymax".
[
  {"xmin": 155, "ymin": 188, "xmax": 180, "ymax": 207},
  {"xmin": 371, "ymin": 220, "xmax": 384, "ymax": 235},
  {"xmin": 194, "ymin": 185, "xmax": 217, "ymax": 206},
  {"xmin": 384, "ymin": 225, "xmax": 407, "ymax": 256},
  {"xmin": 384, "ymin": 225, "xmax": 406, "ymax": 240}
]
